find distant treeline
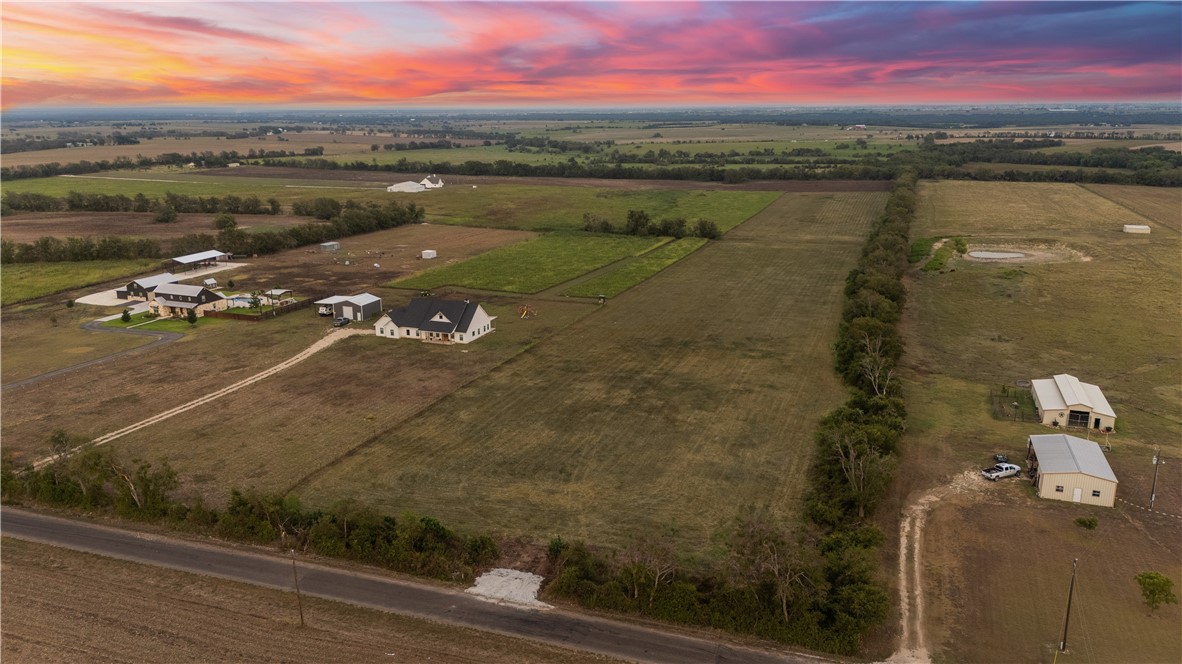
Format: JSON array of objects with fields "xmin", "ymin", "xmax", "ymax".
[
  {"xmin": 0, "ymin": 147, "xmax": 316, "ymax": 180},
  {"xmin": 1, "ymin": 197, "xmax": 424, "ymax": 263},
  {"xmin": 2, "ymin": 191, "xmax": 282, "ymax": 215},
  {"xmin": 1, "ymin": 236, "xmax": 162, "ymax": 264},
  {"xmin": 169, "ymin": 199, "xmax": 425, "ymax": 258}
]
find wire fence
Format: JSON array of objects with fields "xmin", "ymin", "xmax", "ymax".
[{"xmin": 990, "ymin": 383, "xmax": 1040, "ymax": 422}]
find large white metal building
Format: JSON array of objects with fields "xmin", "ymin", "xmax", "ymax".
[
  {"xmin": 1026, "ymin": 434, "xmax": 1118, "ymax": 507},
  {"xmin": 1030, "ymin": 374, "xmax": 1116, "ymax": 431}
]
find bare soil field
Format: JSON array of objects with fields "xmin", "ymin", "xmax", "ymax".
[
  {"xmin": 0, "ymin": 537, "xmax": 618, "ymax": 664},
  {"xmin": 0, "ymin": 211, "xmax": 317, "ymax": 244},
  {"xmin": 0, "ymin": 224, "xmax": 534, "ymax": 462},
  {"xmin": 922, "ymin": 485, "xmax": 1181, "ymax": 664},
  {"xmin": 205, "ymin": 165, "xmax": 895, "ymax": 192},
  {"xmin": 298, "ymin": 191, "xmax": 887, "ymax": 554}
]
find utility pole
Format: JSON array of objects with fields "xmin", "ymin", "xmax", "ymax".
[
  {"xmin": 291, "ymin": 549, "xmax": 305, "ymax": 627},
  {"xmin": 1059, "ymin": 558, "xmax": 1079, "ymax": 654},
  {"xmin": 1150, "ymin": 447, "xmax": 1162, "ymax": 511}
]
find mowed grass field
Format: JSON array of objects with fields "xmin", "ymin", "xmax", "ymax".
[
  {"xmin": 0, "ymin": 538, "xmax": 618, "ymax": 664},
  {"xmin": 297, "ymin": 191, "xmax": 887, "ymax": 554},
  {"xmin": 907, "ymin": 180, "xmax": 1181, "ymax": 445},
  {"xmin": 0, "ymin": 258, "xmax": 160, "ymax": 306},
  {"xmin": 394, "ymin": 233, "xmax": 666, "ymax": 293},
  {"xmin": 0, "ymin": 303, "xmax": 152, "ymax": 384},
  {"xmin": 890, "ymin": 180, "xmax": 1181, "ymax": 662},
  {"xmin": 564, "ymin": 237, "xmax": 709, "ymax": 298}
]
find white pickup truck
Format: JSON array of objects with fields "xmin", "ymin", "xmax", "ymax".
[{"xmin": 982, "ymin": 463, "xmax": 1021, "ymax": 481}]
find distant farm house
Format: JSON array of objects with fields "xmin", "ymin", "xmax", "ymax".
[
  {"xmin": 1026, "ymin": 434, "xmax": 1118, "ymax": 507},
  {"xmin": 374, "ymin": 297, "xmax": 495, "ymax": 345},
  {"xmin": 149, "ymin": 283, "xmax": 226, "ymax": 318},
  {"xmin": 420, "ymin": 174, "xmax": 444, "ymax": 189},
  {"xmin": 1030, "ymin": 374, "xmax": 1116, "ymax": 431}
]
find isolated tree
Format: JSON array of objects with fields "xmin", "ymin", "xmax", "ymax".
[
  {"xmin": 186, "ymin": 308, "xmax": 198, "ymax": 325},
  {"xmin": 249, "ymin": 292, "xmax": 262, "ymax": 311},
  {"xmin": 213, "ymin": 212, "xmax": 237, "ymax": 230},
  {"xmin": 120, "ymin": 308, "xmax": 132, "ymax": 323},
  {"xmin": 1135, "ymin": 572, "xmax": 1179, "ymax": 614},
  {"xmin": 693, "ymin": 219, "xmax": 720, "ymax": 239},
  {"xmin": 624, "ymin": 209, "xmax": 651, "ymax": 236},
  {"xmin": 154, "ymin": 206, "xmax": 178, "ymax": 223},
  {"xmin": 267, "ymin": 197, "xmax": 282, "ymax": 215}
]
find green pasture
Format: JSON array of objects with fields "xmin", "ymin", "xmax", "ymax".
[
  {"xmin": 564, "ymin": 237, "xmax": 708, "ymax": 298},
  {"xmin": 0, "ymin": 259, "xmax": 160, "ymax": 306},
  {"xmin": 395, "ymin": 185, "xmax": 780, "ymax": 232},
  {"xmin": 393, "ymin": 233, "xmax": 665, "ymax": 294}
]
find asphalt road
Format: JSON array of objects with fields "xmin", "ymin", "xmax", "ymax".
[{"xmin": 2, "ymin": 508, "xmax": 824, "ymax": 664}]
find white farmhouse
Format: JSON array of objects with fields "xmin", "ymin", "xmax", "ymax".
[
  {"xmin": 374, "ymin": 298, "xmax": 495, "ymax": 344},
  {"xmin": 420, "ymin": 174, "xmax": 444, "ymax": 189}
]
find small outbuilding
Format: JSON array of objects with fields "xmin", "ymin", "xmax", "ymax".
[
  {"xmin": 387, "ymin": 181, "xmax": 426, "ymax": 193},
  {"xmin": 1026, "ymin": 434, "xmax": 1118, "ymax": 507},
  {"xmin": 1123, "ymin": 224, "xmax": 1151, "ymax": 234},
  {"xmin": 421, "ymin": 249, "xmax": 437, "ymax": 260},
  {"xmin": 314, "ymin": 293, "xmax": 383, "ymax": 321},
  {"xmin": 320, "ymin": 241, "xmax": 340, "ymax": 252},
  {"xmin": 1030, "ymin": 374, "xmax": 1116, "ymax": 431}
]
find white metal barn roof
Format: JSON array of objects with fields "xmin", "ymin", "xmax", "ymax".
[
  {"xmin": 154, "ymin": 283, "xmax": 209, "ymax": 298},
  {"xmin": 348, "ymin": 293, "xmax": 382, "ymax": 306},
  {"xmin": 1030, "ymin": 374, "xmax": 1116, "ymax": 417},
  {"xmin": 1029, "ymin": 434, "xmax": 1118, "ymax": 483},
  {"xmin": 314, "ymin": 295, "xmax": 351, "ymax": 305},
  {"xmin": 172, "ymin": 249, "xmax": 229, "ymax": 264},
  {"xmin": 131, "ymin": 272, "xmax": 179, "ymax": 289}
]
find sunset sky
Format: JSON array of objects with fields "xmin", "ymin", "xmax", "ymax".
[{"xmin": 2, "ymin": 1, "xmax": 1180, "ymax": 110}]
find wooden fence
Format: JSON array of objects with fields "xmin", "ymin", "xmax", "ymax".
[{"xmin": 204, "ymin": 295, "xmax": 326, "ymax": 322}]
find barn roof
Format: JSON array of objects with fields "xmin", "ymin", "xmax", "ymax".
[
  {"xmin": 172, "ymin": 249, "xmax": 228, "ymax": 264},
  {"xmin": 154, "ymin": 283, "xmax": 213, "ymax": 298},
  {"xmin": 1031, "ymin": 374, "xmax": 1115, "ymax": 418},
  {"xmin": 130, "ymin": 273, "xmax": 179, "ymax": 289},
  {"xmin": 1029, "ymin": 434, "xmax": 1118, "ymax": 483}
]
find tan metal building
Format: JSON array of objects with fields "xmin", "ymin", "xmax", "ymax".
[
  {"xmin": 1030, "ymin": 374, "xmax": 1116, "ymax": 431},
  {"xmin": 1026, "ymin": 434, "xmax": 1118, "ymax": 507}
]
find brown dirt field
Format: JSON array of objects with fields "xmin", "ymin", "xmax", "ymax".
[
  {"xmin": 0, "ymin": 537, "xmax": 620, "ymax": 664},
  {"xmin": 0, "ymin": 224, "xmax": 534, "ymax": 462},
  {"xmin": 204, "ymin": 165, "xmax": 894, "ymax": 192},
  {"xmin": 0, "ymin": 211, "xmax": 316, "ymax": 244},
  {"xmin": 921, "ymin": 483, "xmax": 1182, "ymax": 664}
]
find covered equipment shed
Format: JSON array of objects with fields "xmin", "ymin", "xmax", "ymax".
[
  {"xmin": 1026, "ymin": 434, "xmax": 1118, "ymax": 507},
  {"xmin": 1030, "ymin": 374, "xmax": 1116, "ymax": 431},
  {"xmin": 315, "ymin": 293, "xmax": 383, "ymax": 321}
]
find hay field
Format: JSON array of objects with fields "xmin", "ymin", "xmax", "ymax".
[
  {"xmin": 394, "ymin": 234, "xmax": 665, "ymax": 293},
  {"xmin": 891, "ymin": 180, "xmax": 1182, "ymax": 662},
  {"xmin": 908, "ymin": 180, "xmax": 1181, "ymax": 444},
  {"xmin": 0, "ymin": 538, "xmax": 616, "ymax": 664},
  {"xmin": 298, "ymin": 191, "xmax": 887, "ymax": 554},
  {"xmin": 1081, "ymin": 184, "xmax": 1182, "ymax": 232},
  {"xmin": 0, "ymin": 259, "xmax": 160, "ymax": 306},
  {"xmin": 1, "ymin": 303, "xmax": 152, "ymax": 384}
]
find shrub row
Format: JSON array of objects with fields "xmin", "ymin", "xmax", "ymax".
[
  {"xmin": 0, "ymin": 447, "xmax": 496, "ymax": 582},
  {"xmin": 582, "ymin": 210, "xmax": 721, "ymax": 239},
  {"xmin": 2, "ymin": 191, "xmax": 281, "ymax": 215},
  {"xmin": 2, "ymin": 236, "xmax": 162, "ymax": 264}
]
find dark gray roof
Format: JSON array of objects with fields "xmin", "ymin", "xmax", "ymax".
[{"xmin": 388, "ymin": 298, "xmax": 480, "ymax": 334}]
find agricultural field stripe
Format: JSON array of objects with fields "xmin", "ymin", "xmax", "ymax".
[
  {"xmin": 31, "ymin": 328, "xmax": 373, "ymax": 470},
  {"xmin": 0, "ymin": 508, "xmax": 818, "ymax": 664}
]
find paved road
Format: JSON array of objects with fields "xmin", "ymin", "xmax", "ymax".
[
  {"xmin": 0, "ymin": 321, "xmax": 183, "ymax": 392},
  {"xmin": 2, "ymin": 508, "xmax": 823, "ymax": 664}
]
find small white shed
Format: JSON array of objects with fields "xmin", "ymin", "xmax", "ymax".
[
  {"xmin": 1123, "ymin": 224, "xmax": 1151, "ymax": 234},
  {"xmin": 320, "ymin": 241, "xmax": 340, "ymax": 252},
  {"xmin": 421, "ymin": 249, "xmax": 437, "ymax": 260}
]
